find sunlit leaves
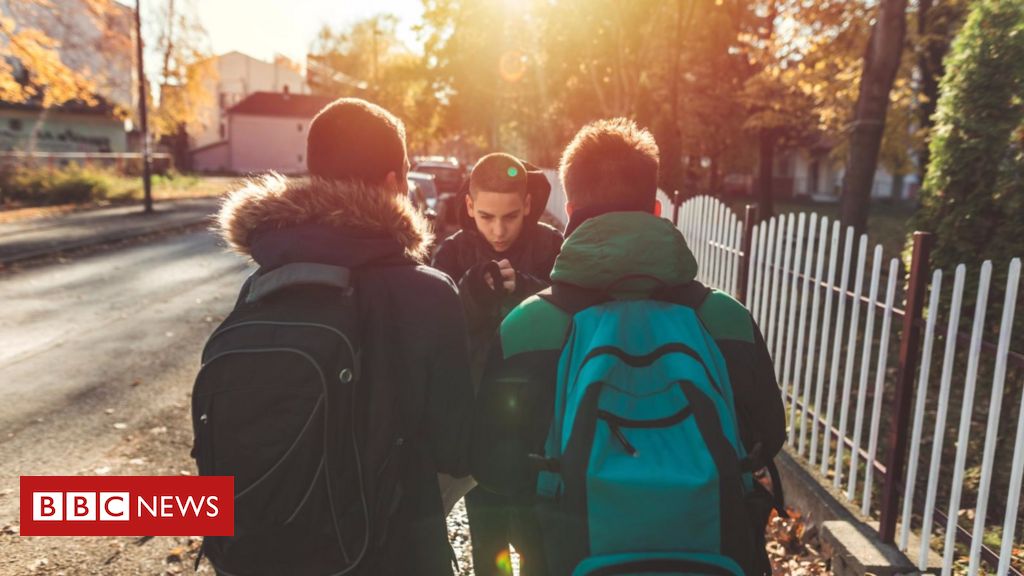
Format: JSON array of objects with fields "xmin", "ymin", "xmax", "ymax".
[{"xmin": 0, "ymin": 1, "xmax": 103, "ymax": 107}]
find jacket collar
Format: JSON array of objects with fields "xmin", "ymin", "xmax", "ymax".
[{"xmin": 217, "ymin": 172, "xmax": 433, "ymax": 263}]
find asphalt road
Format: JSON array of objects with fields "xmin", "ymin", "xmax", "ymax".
[
  {"xmin": 0, "ymin": 228, "xmax": 249, "ymax": 523},
  {"xmin": 0, "ymin": 224, "xmax": 814, "ymax": 576},
  {"xmin": 0, "ymin": 229, "xmax": 488, "ymax": 576}
]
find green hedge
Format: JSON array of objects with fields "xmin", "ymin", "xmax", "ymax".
[{"xmin": 0, "ymin": 166, "xmax": 116, "ymax": 206}]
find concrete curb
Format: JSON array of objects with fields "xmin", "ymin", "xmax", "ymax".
[
  {"xmin": 775, "ymin": 446, "xmax": 942, "ymax": 575},
  {"xmin": 0, "ymin": 198, "xmax": 219, "ymax": 266},
  {"xmin": 0, "ymin": 218, "xmax": 211, "ymax": 266}
]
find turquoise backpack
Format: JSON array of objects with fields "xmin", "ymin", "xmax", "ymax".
[{"xmin": 534, "ymin": 281, "xmax": 759, "ymax": 576}]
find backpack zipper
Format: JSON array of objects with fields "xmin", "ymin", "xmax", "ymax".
[{"xmin": 605, "ymin": 421, "xmax": 637, "ymax": 456}]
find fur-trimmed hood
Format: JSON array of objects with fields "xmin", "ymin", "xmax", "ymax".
[{"xmin": 217, "ymin": 173, "xmax": 433, "ymax": 262}]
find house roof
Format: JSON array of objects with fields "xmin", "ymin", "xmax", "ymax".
[{"xmin": 226, "ymin": 91, "xmax": 334, "ymax": 119}]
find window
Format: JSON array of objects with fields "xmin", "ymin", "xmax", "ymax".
[
  {"xmin": 219, "ymin": 121, "xmax": 226, "ymax": 140},
  {"xmin": 9, "ymin": 119, "xmax": 22, "ymax": 131},
  {"xmin": 298, "ymin": 154, "xmax": 303, "ymax": 163},
  {"xmin": 297, "ymin": 123, "xmax": 303, "ymax": 132}
]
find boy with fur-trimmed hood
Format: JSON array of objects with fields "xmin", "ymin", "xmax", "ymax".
[{"xmin": 215, "ymin": 98, "xmax": 473, "ymax": 575}]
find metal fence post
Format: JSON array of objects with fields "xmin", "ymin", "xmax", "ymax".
[
  {"xmin": 879, "ymin": 231, "xmax": 934, "ymax": 543},
  {"xmin": 737, "ymin": 204, "xmax": 759, "ymax": 305}
]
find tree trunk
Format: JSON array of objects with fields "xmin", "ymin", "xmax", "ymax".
[
  {"xmin": 916, "ymin": 0, "xmax": 936, "ymax": 181},
  {"xmin": 709, "ymin": 154, "xmax": 720, "ymax": 195},
  {"xmin": 758, "ymin": 129, "xmax": 775, "ymax": 220},
  {"xmin": 840, "ymin": 0, "xmax": 908, "ymax": 235},
  {"xmin": 657, "ymin": 121, "xmax": 684, "ymax": 194}
]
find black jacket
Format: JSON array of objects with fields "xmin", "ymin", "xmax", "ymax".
[
  {"xmin": 432, "ymin": 175, "xmax": 563, "ymax": 382},
  {"xmin": 218, "ymin": 174, "xmax": 473, "ymax": 576}
]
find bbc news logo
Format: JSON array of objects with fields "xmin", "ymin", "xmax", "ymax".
[{"xmin": 21, "ymin": 476, "xmax": 233, "ymax": 536}]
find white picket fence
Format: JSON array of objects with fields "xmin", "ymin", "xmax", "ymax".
[
  {"xmin": 672, "ymin": 194, "xmax": 1024, "ymax": 576},
  {"xmin": 676, "ymin": 195, "xmax": 744, "ymax": 296}
]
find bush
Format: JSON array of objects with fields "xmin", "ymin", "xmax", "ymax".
[
  {"xmin": 913, "ymin": 0, "xmax": 1024, "ymax": 270},
  {"xmin": 0, "ymin": 165, "xmax": 115, "ymax": 206}
]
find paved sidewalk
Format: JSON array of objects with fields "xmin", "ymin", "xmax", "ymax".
[{"xmin": 0, "ymin": 197, "xmax": 221, "ymax": 265}]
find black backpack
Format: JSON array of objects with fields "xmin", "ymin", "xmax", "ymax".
[{"xmin": 191, "ymin": 262, "xmax": 405, "ymax": 576}]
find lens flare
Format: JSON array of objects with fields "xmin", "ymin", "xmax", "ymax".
[
  {"xmin": 495, "ymin": 549, "xmax": 513, "ymax": 574},
  {"xmin": 499, "ymin": 50, "xmax": 528, "ymax": 83}
]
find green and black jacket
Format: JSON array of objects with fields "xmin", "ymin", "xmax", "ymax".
[{"xmin": 470, "ymin": 211, "xmax": 787, "ymax": 499}]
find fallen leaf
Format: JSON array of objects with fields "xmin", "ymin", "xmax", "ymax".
[{"xmin": 166, "ymin": 546, "xmax": 186, "ymax": 563}]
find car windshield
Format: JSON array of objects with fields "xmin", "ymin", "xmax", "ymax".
[
  {"xmin": 411, "ymin": 178, "xmax": 438, "ymax": 200},
  {"xmin": 414, "ymin": 165, "xmax": 463, "ymax": 192}
]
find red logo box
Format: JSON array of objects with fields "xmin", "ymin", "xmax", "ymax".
[{"xmin": 20, "ymin": 476, "xmax": 233, "ymax": 536}]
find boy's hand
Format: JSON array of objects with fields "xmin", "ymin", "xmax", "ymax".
[
  {"xmin": 496, "ymin": 259, "xmax": 516, "ymax": 293},
  {"xmin": 481, "ymin": 260, "xmax": 516, "ymax": 294}
]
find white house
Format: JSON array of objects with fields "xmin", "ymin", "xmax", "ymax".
[
  {"xmin": 191, "ymin": 91, "xmax": 334, "ymax": 175},
  {"xmin": 774, "ymin": 147, "xmax": 919, "ymax": 202},
  {"xmin": 723, "ymin": 144, "xmax": 919, "ymax": 202},
  {"xmin": 192, "ymin": 52, "xmax": 311, "ymax": 150}
]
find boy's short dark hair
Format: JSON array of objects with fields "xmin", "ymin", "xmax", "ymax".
[
  {"xmin": 470, "ymin": 153, "xmax": 528, "ymax": 198},
  {"xmin": 559, "ymin": 118, "xmax": 659, "ymax": 210},
  {"xmin": 306, "ymin": 98, "xmax": 407, "ymax": 183}
]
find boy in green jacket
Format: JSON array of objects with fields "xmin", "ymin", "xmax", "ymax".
[{"xmin": 470, "ymin": 118, "xmax": 786, "ymax": 575}]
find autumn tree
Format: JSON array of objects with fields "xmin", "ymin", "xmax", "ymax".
[
  {"xmin": 150, "ymin": 0, "xmax": 215, "ymax": 140},
  {"xmin": 737, "ymin": 0, "xmax": 821, "ymax": 219},
  {"xmin": 839, "ymin": 0, "xmax": 909, "ymax": 235},
  {"xmin": 308, "ymin": 15, "xmax": 441, "ymax": 154},
  {"xmin": 0, "ymin": 0, "xmax": 131, "ymax": 108}
]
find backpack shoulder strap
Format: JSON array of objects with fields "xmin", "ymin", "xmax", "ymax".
[
  {"xmin": 537, "ymin": 282, "xmax": 611, "ymax": 316},
  {"xmin": 244, "ymin": 262, "xmax": 352, "ymax": 304}
]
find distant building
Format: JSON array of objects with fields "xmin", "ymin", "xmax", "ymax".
[
  {"xmin": 0, "ymin": 100, "xmax": 127, "ymax": 153},
  {"xmin": 724, "ymin": 138, "xmax": 919, "ymax": 202},
  {"xmin": 191, "ymin": 91, "xmax": 334, "ymax": 174},
  {"xmin": 191, "ymin": 52, "xmax": 311, "ymax": 151},
  {"xmin": 768, "ymin": 148, "xmax": 918, "ymax": 202},
  {"xmin": 0, "ymin": 0, "xmax": 134, "ymax": 153}
]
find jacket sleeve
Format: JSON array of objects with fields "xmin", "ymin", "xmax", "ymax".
[
  {"xmin": 471, "ymin": 340, "xmax": 559, "ymax": 497},
  {"xmin": 511, "ymin": 226, "xmax": 563, "ymax": 302},
  {"xmin": 457, "ymin": 265, "xmax": 505, "ymax": 337},
  {"xmin": 432, "ymin": 237, "xmax": 505, "ymax": 338},
  {"xmin": 513, "ymin": 270, "xmax": 551, "ymax": 301},
  {"xmin": 423, "ymin": 288, "xmax": 475, "ymax": 478},
  {"xmin": 737, "ymin": 319, "xmax": 787, "ymax": 464},
  {"xmin": 431, "ymin": 237, "xmax": 461, "ymax": 281}
]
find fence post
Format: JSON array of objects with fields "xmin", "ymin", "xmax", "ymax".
[
  {"xmin": 879, "ymin": 231, "xmax": 933, "ymax": 543},
  {"xmin": 737, "ymin": 204, "xmax": 758, "ymax": 305}
]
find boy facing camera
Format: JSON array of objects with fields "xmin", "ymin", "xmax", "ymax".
[
  {"xmin": 432, "ymin": 153, "xmax": 562, "ymax": 575},
  {"xmin": 433, "ymin": 153, "xmax": 563, "ymax": 366}
]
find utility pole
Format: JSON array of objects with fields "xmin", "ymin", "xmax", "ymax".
[
  {"xmin": 371, "ymin": 19, "xmax": 379, "ymax": 97},
  {"xmin": 135, "ymin": 0, "xmax": 153, "ymax": 214}
]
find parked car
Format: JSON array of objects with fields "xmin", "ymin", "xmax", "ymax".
[
  {"xmin": 407, "ymin": 171, "xmax": 439, "ymax": 214},
  {"xmin": 412, "ymin": 159, "xmax": 466, "ymax": 226}
]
